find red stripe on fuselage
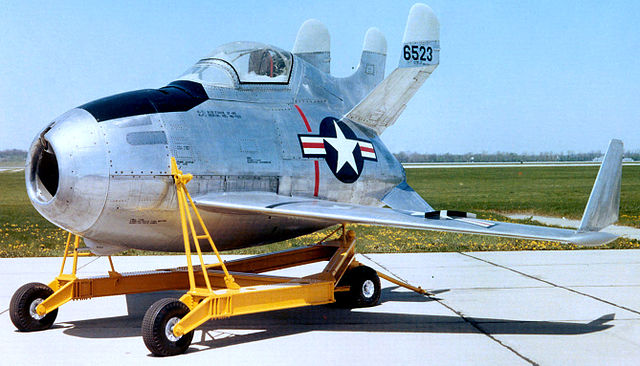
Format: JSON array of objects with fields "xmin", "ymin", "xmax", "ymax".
[
  {"xmin": 294, "ymin": 104, "xmax": 312, "ymax": 132},
  {"xmin": 303, "ymin": 142, "xmax": 325, "ymax": 149},
  {"xmin": 360, "ymin": 146, "xmax": 375, "ymax": 153},
  {"xmin": 313, "ymin": 160, "xmax": 319, "ymax": 197}
]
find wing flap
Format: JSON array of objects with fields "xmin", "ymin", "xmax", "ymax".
[{"xmin": 194, "ymin": 192, "xmax": 617, "ymax": 246}]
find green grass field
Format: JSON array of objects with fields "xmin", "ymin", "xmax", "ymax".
[{"xmin": 1, "ymin": 165, "xmax": 638, "ymax": 257}]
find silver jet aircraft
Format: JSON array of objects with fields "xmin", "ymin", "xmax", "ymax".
[
  {"xmin": 26, "ymin": 6, "xmax": 622, "ymax": 254},
  {"xmin": 14, "ymin": 3, "xmax": 623, "ymax": 356}
]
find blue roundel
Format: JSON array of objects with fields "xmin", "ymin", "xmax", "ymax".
[{"xmin": 298, "ymin": 117, "xmax": 377, "ymax": 183}]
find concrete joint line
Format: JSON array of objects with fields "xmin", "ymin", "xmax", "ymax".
[
  {"xmin": 459, "ymin": 252, "xmax": 640, "ymax": 316},
  {"xmin": 431, "ymin": 291, "xmax": 539, "ymax": 365}
]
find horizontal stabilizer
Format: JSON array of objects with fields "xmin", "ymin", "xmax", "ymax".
[{"xmin": 579, "ymin": 139, "xmax": 624, "ymax": 232}]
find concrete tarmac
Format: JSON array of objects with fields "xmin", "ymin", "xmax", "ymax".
[{"xmin": 1, "ymin": 251, "xmax": 639, "ymax": 365}]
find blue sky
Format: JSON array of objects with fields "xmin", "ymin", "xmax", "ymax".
[{"xmin": 1, "ymin": 0, "xmax": 638, "ymax": 154}]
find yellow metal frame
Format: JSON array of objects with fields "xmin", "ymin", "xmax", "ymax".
[
  {"xmin": 32, "ymin": 157, "xmax": 428, "ymax": 336},
  {"xmin": 169, "ymin": 157, "xmax": 355, "ymax": 337}
]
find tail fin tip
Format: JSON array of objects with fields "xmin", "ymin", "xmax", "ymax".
[
  {"xmin": 363, "ymin": 27, "xmax": 387, "ymax": 55},
  {"xmin": 293, "ymin": 19, "xmax": 331, "ymax": 73},
  {"xmin": 578, "ymin": 139, "xmax": 624, "ymax": 232},
  {"xmin": 402, "ymin": 3, "xmax": 440, "ymax": 43}
]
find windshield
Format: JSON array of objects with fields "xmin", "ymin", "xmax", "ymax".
[
  {"xmin": 177, "ymin": 59, "xmax": 236, "ymax": 87},
  {"xmin": 204, "ymin": 42, "xmax": 292, "ymax": 84}
]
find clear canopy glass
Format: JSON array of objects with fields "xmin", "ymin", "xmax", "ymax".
[
  {"xmin": 178, "ymin": 59, "xmax": 237, "ymax": 87},
  {"xmin": 204, "ymin": 42, "xmax": 293, "ymax": 84}
]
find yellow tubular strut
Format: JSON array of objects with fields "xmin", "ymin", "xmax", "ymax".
[
  {"xmin": 37, "ymin": 232, "xmax": 112, "ymax": 316},
  {"xmin": 171, "ymin": 157, "xmax": 240, "ymax": 291}
]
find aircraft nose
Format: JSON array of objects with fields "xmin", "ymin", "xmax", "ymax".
[{"xmin": 26, "ymin": 108, "xmax": 109, "ymax": 233}]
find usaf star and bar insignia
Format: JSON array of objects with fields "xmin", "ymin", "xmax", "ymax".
[{"xmin": 298, "ymin": 117, "xmax": 377, "ymax": 183}]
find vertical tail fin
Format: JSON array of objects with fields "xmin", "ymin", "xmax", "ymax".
[
  {"xmin": 293, "ymin": 19, "xmax": 331, "ymax": 74},
  {"xmin": 346, "ymin": 3, "xmax": 440, "ymax": 134},
  {"xmin": 578, "ymin": 139, "xmax": 624, "ymax": 232},
  {"xmin": 335, "ymin": 27, "xmax": 387, "ymax": 106}
]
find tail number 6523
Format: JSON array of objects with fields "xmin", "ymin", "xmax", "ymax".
[{"xmin": 403, "ymin": 45, "xmax": 432, "ymax": 62}]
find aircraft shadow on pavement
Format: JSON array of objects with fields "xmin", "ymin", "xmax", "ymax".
[{"xmin": 58, "ymin": 286, "xmax": 615, "ymax": 353}]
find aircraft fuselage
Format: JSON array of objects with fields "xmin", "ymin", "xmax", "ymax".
[{"xmin": 26, "ymin": 51, "xmax": 404, "ymax": 253}]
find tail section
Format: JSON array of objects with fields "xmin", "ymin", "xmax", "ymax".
[
  {"xmin": 334, "ymin": 27, "xmax": 387, "ymax": 107},
  {"xmin": 293, "ymin": 19, "xmax": 331, "ymax": 74},
  {"xmin": 578, "ymin": 139, "xmax": 624, "ymax": 232},
  {"xmin": 349, "ymin": 27, "xmax": 388, "ymax": 92},
  {"xmin": 346, "ymin": 3, "xmax": 440, "ymax": 134},
  {"xmin": 293, "ymin": 17, "xmax": 387, "ymax": 109}
]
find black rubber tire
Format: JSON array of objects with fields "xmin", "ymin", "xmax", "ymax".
[
  {"xmin": 142, "ymin": 298, "xmax": 194, "ymax": 357},
  {"xmin": 10, "ymin": 282, "xmax": 58, "ymax": 332},
  {"xmin": 335, "ymin": 266, "xmax": 381, "ymax": 308}
]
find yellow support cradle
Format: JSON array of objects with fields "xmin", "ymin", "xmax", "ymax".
[{"xmin": 19, "ymin": 157, "xmax": 428, "ymax": 356}]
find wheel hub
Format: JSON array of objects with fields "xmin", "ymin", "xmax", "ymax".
[
  {"xmin": 165, "ymin": 317, "xmax": 182, "ymax": 342},
  {"xmin": 29, "ymin": 298, "xmax": 45, "ymax": 320},
  {"xmin": 362, "ymin": 279, "xmax": 375, "ymax": 298}
]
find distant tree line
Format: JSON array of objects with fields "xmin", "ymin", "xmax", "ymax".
[
  {"xmin": 0, "ymin": 149, "xmax": 27, "ymax": 162},
  {"xmin": 394, "ymin": 150, "xmax": 640, "ymax": 163}
]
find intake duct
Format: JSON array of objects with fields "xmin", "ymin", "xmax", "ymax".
[{"xmin": 29, "ymin": 132, "xmax": 59, "ymax": 202}]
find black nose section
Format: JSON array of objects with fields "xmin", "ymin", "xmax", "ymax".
[{"xmin": 78, "ymin": 80, "xmax": 208, "ymax": 122}]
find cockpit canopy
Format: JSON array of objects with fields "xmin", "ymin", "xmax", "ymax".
[{"xmin": 178, "ymin": 42, "xmax": 293, "ymax": 87}]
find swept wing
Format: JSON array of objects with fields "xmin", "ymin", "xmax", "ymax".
[{"xmin": 193, "ymin": 139, "xmax": 623, "ymax": 247}]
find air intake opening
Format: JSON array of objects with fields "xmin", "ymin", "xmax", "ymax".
[{"xmin": 30, "ymin": 136, "xmax": 59, "ymax": 202}]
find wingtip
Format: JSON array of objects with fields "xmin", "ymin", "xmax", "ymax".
[{"xmin": 570, "ymin": 231, "xmax": 618, "ymax": 247}]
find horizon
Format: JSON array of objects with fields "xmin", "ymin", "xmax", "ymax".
[
  {"xmin": 1, "ymin": 1, "xmax": 638, "ymax": 153},
  {"xmin": 3, "ymin": 147, "xmax": 639, "ymax": 157}
]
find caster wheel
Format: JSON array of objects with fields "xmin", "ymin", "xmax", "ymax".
[
  {"xmin": 10, "ymin": 282, "xmax": 58, "ymax": 331},
  {"xmin": 142, "ymin": 298, "xmax": 193, "ymax": 356},
  {"xmin": 335, "ymin": 266, "xmax": 381, "ymax": 308}
]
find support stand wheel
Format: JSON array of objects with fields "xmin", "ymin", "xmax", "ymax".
[
  {"xmin": 10, "ymin": 282, "xmax": 58, "ymax": 332},
  {"xmin": 142, "ymin": 298, "xmax": 194, "ymax": 357},
  {"xmin": 335, "ymin": 265, "xmax": 381, "ymax": 308}
]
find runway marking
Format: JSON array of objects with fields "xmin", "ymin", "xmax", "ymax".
[{"xmin": 460, "ymin": 252, "xmax": 640, "ymax": 316}]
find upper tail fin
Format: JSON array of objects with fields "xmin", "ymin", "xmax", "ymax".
[
  {"xmin": 293, "ymin": 19, "xmax": 387, "ymax": 105},
  {"xmin": 578, "ymin": 139, "xmax": 624, "ymax": 232},
  {"xmin": 334, "ymin": 27, "xmax": 387, "ymax": 107},
  {"xmin": 293, "ymin": 19, "xmax": 331, "ymax": 74},
  {"xmin": 346, "ymin": 3, "xmax": 440, "ymax": 134}
]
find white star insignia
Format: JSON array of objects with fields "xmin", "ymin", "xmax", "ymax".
[{"xmin": 323, "ymin": 121, "xmax": 359, "ymax": 173}]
